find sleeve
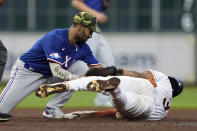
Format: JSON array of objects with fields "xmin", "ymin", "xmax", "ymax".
[
  {"xmin": 150, "ymin": 70, "xmax": 169, "ymax": 83},
  {"xmin": 82, "ymin": 44, "xmax": 100, "ymax": 65},
  {"xmin": 41, "ymin": 34, "xmax": 63, "ymax": 65}
]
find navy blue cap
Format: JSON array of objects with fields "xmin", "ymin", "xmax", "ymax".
[{"xmin": 168, "ymin": 76, "xmax": 184, "ymax": 97}]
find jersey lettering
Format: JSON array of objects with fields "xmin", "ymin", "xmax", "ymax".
[
  {"xmin": 63, "ymin": 56, "xmax": 72, "ymax": 68},
  {"xmin": 163, "ymin": 98, "xmax": 171, "ymax": 111}
]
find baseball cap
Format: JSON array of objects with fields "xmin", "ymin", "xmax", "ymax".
[
  {"xmin": 168, "ymin": 76, "xmax": 184, "ymax": 97},
  {"xmin": 73, "ymin": 12, "xmax": 101, "ymax": 34}
]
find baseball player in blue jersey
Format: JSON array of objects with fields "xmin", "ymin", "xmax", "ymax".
[
  {"xmin": 40, "ymin": 0, "xmax": 114, "ymax": 118},
  {"xmin": 71, "ymin": 0, "xmax": 115, "ymax": 107},
  {"xmin": 0, "ymin": 12, "xmax": 102, "ymax": 121}
]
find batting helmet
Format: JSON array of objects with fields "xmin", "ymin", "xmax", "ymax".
[{"xmin": 168, "ymin": 76, "xmax": 184, "ymax": 97}]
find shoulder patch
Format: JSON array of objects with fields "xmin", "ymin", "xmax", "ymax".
[{"xmin": 49, "ymin": 53, "xmax": 60, "ymax": 59}]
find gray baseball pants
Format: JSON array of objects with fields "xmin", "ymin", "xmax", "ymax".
[{"xmin": 0, "ymin": 59, "xmax": 88, "ymax": 113}]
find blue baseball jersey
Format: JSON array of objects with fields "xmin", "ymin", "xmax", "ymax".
[
  {"xmin": 84, "ymin": 0, "xmax": 103, "ymax": 12},
  {"xmin": 20, "ymin": 28, "xmax": 100, "ymax": 76}
]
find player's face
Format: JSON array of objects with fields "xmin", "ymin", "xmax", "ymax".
[{"xmin": 75, "ymin": 25, "xmax": 93, "ymax": 46}]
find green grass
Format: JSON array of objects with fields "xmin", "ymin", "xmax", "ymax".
[
  {"xmin": 0, "ymin": 84, "xmax": 197, "ymax": 109},
  {"xmin": 16, "ymin": 91, "xmax": 97, "ymax": 108},
  {"xmin": 171, "ymin": 87, "xmax": 197, "ymax": 109}
]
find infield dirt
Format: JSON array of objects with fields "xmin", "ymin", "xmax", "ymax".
[{"xmin": 0, "ymin": 108, "xmax": 197, "ymax": 131}]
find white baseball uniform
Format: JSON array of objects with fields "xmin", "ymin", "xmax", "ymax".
[{"xmin": 64, "ymin": 70, "xmax": 172, "ymax": 120}]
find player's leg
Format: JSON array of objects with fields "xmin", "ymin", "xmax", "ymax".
[
  {"xmin": 37, "ymin": 76, "xmax": 119, "ymax": 111},
  {"xmin": 66, "ymin": 76, "xmax": 114, "ymax": 91},
  {"xmin": 0, "ymin": 59, "xmax": 46, "ymax": 115},
  {"xmin": 109, "ymin": 76, "xmax": 155, "ymax": 119},
  {"xmin": 37, "ymin": 76, "xmax": 120, "ymax": 97},
  {"xmin": 42, "ymin": 60, "xmax": 89, "ymax": 118}
]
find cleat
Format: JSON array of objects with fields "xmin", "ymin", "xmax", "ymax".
[
  {"xmin": 87, "ymin": 77, "xmax": 120, "ymax": 92},
  {"xmin": 35, "ymin": 82, "xmax": 69, "ymax": 98},
  {"xmin": 0, "ymin": 112, "xmax": 12, "ymax": 122},
  {"xmin": 43, "ymin": 107, "xmax": 65, "ymax": 119}
]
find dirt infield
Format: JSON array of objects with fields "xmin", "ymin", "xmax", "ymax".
[{"xmin": 0, "ymin": 108, "xmax": 197, "ymax": 131}]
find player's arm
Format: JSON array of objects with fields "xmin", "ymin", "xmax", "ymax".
[
  {"xmin": 71, "ymin": 0, "xmax": 108, "ymax": 23},
  {"xmin": 121, "ymin": 69, "xmax": 154, "ymax": 79},
  {"xmin": 85, "ymin": 66, "xmax": 154, "ymax": 80},
  {"xmin": 49, "ymin": 62, "xmax": 79, "ymax": 80}
]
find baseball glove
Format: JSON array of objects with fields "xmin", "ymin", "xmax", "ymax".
[{"xmin": 85, "ymin": 66, "xmax": 123, "ymax": 76}]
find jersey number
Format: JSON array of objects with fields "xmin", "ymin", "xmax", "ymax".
[{"xmin": 163, "ymin": 98, "xmax": 171, "ymax": 111}]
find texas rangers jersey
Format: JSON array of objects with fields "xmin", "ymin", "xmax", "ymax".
[
  {"xmin": 20, "ymin": 28, "xmax": 99, "ymax": 76},
  {"xmin": 147, "ymin": 70, "xmax": 173, "ymax": 120},
  {"xmin": 84, "ymin": 0, "xmax": 103, "ymax": 12}
]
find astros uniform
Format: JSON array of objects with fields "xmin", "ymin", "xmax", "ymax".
[
  {"xmin": 65, "ymin": 70, "xmax": 172, "ymax": 120},
  {"xmin": 0, "ymin": 28, "xmax": 99, "ymax": 113}
]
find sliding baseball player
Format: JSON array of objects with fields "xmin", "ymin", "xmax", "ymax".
[{"xmin": 36, "ymin": 67, "xmax": 183, "ymax": 120}]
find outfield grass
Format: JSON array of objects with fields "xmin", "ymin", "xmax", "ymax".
[
  {"xmin": 16, "ymin": 91, "xmax": 98, "ymax": 108},
  {"xmin": 171, "ymin": 87, "xmax": 197, "ymax": 109},
  {"xmin": 0, "ymin": 84, "xmax": 196, "ymax": 109}
]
